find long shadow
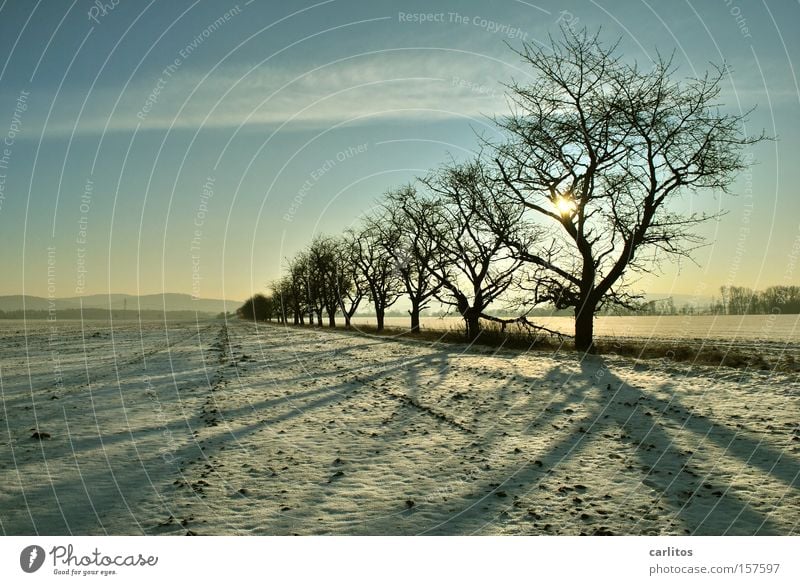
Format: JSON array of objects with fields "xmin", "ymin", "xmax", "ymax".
[
  {"xmin": 586, "ymin": 356, "xmax": 796, "ymax": 534},
  {"xmin": 402, "ymin": 348, "xmax": 451, "ymax": 403},
  {"xmin": 217, "ymin": 350, "xmax": 455, "ymax": 442},
  {"xmin": 644, "ymin": 380, "xmax": 799, "ymax": 488},
  {"xmin": 415, "ymin": 355, "xmax": 792, "ymax": 535},
  {"xmin": 249, "ymin": 339, "xmax": 391, "ymax": 371},
  {"xmin": 60, "ymin": 337, "xmax": 446, "ymax": 486},
  {"xmin": 11, "ymin": 327, "xmax": 793, "ymax": 535},
  {"xmin": 416, "ymin": 360, "xmax": 597, "ymax": 535},
  {"xmin": 276, "ymin": 342, "xmax": 458, "ymax": 533},
  {"xmin": 338, "ymin": 344, "xmax": 591, "ymax": 534},
  {"xmin": 518, "ymin": 355, "xmax": 595, "ymax": 434},
  {"xmin": 2, "ymin": 421, "xmax": 187, "ymax": 535},
  {"xmin": 170, "ymin": 346, "xmax": 456, "ymax": 534},
  {"xmin": 5, "ymin": 328, "xmax": 450, "ymax": 534}
]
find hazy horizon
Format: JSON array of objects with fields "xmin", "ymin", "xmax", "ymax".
[{"xmin": 1, "ymin": 0, "xmax": 798, "ymax": 301}]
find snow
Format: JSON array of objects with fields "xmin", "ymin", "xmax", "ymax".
[
  {"xmin": 352, "ymin": 314, "xmax": 800, "ymax": 343},
  {"xmin": 1, "ymin": 318, "xmax": 798, "ymax": 535}
]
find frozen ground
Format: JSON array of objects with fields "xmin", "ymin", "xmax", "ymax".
[{"xmin": 0, "ymin": 319, "xmax": 798, "ymax": 535}]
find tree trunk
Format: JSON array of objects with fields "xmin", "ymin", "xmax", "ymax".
[
  {"xmin": 574, "ymin": 305, "xmax": 596, "ymax": 353},
  {"xmin": 465, "ymin": 309, "xmax": 481, "ymax": 341},
  {"xmin": 344, "ymin": 313, "xmax": 352, "ymax": 329},
  {"xmin": 376, "ymin": 308, "xmax": 385, "ymax": 332},
  {"xmin": 315, "ymin": 310, "xmax": 323, "ymax": 327},
  {"xmin": 328, "ymin": 313, "xmax": 336, "ymax": 328},
  {"xmin": 409, "ymin": 299, "xmax": 421, "ymax": 333}
]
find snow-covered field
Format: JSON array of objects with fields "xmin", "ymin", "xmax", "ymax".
[
  {"xmin": 1, "ymin": 318, "xmax": 798, "ymax": 535},
  {"xmin": 353, "ymin": 314, "xmax": 800, "ymax": 343}
]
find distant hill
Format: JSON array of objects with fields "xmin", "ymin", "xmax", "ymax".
[{"xmin": 0, "ymin": 293, "xmax": 241, "ymax": 314}]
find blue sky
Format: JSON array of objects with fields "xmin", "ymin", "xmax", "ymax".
[{"xmin": 0, "ymin": 0, "xmax": 798, "ymax": 303}]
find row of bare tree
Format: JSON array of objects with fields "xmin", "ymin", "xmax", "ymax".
[
  {"xmin": 243, "ymin": 170, "xmax": 527, "ymax": 341},
  {"xmin": 715, "ymin": 285, "xmax": 800, "ymax": 315},
  {"xmin": 598, "ymin": 285, "xmax": 800, "ymax": 316},
  {"xmin": 239, "ymin": 28, "xmax": 761, "ymax": 351}
]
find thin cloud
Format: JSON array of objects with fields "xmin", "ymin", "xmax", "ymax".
[{"xmin": 26, "ymin": 53, "xmax": 515, "ymax": 136}]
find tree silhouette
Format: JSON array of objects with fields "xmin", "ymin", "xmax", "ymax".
[
  {"xmin": 307, "ymin": 236, "xmax": 342, "ymax": 327},
  {"xmin": 349, "ymin": 223, "xmax": 403, "ymax": 332},
  {"xmin": 419, "ymin": 159, "xmax": 527, "ymax": 341},
  {"xmin": 369, "ymin": 185, "xmax": 443, "ymax": 333},
  {"xmin": 493, "ymin": 27, "xmax": 765, "ymax": 351},
  {"xmin": 236, "ymin": 293, "xmax": 273, "ymax": 322},
  {"xmin": 336, "ymin": 232, "xmax": 368, "ymax": 329}
]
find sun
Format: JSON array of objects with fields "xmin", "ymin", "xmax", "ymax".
[{"xmin": 554, "ymin": 195, "xmax": 576, "ymax": 216}]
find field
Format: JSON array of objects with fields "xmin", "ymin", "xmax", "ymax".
[
  {"xmin": 0, "ymin": 318, "xmax": 798, "ymax": 535},
  {"xmin": 353, "ymin": 314, "xmax": 800, "ymax": 371},
  {"xmin": 353, "ymin": 314, "xmax": 800, "ymax": 342}
]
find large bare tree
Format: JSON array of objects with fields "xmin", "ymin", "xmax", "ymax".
[
  {"xmin": 492, "ymin": 27, "xmax": 764, "ymax": 351},
  {"xmin": 419, "ymin": 159, "xmax": 527, "ymax": 341}
]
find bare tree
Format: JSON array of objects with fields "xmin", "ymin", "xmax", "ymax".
[
  {"xmin": 493, "ymin": 27, "xmax": 765, "ymax": 351},
  {"xmin": 350, "ymin": 224, "xmax": 403, "ymax": 332},
  {"xmin": 307, "ymin": 236, "xmax": 341, "ymax": 327},
  {"xmin": 336, "ymin": 232, "xmax": 368, "ymax": 329},
  {"xmin": 271, "ymin": 276, "xmax": 294, "ymax": 324},
  {"xmin": 419, "ymin": 159, "xmax": 526, "ymax": 341},
  {"xmin": 720, "ymin": 285, "xmax": 756, "ymax": 315},
  {"xmin": 288, "ymin": 253, "xmax": 316, "ymax": 326},
  {"xmin": 759, "ymin": 285, "xmax": 800, "ymax": 314},
  {"xmin": 369, "ymin": 185, "xmax": 443, "ymax": 333}
]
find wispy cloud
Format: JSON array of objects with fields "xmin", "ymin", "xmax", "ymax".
[{"xmin": 24, "ymin": 52, "xmax": 518, "ymax": 136}]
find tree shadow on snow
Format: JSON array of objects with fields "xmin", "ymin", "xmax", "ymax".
[{"xmin": 417, "ymin": 354, "xmax": 796, "ymax": 535}]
